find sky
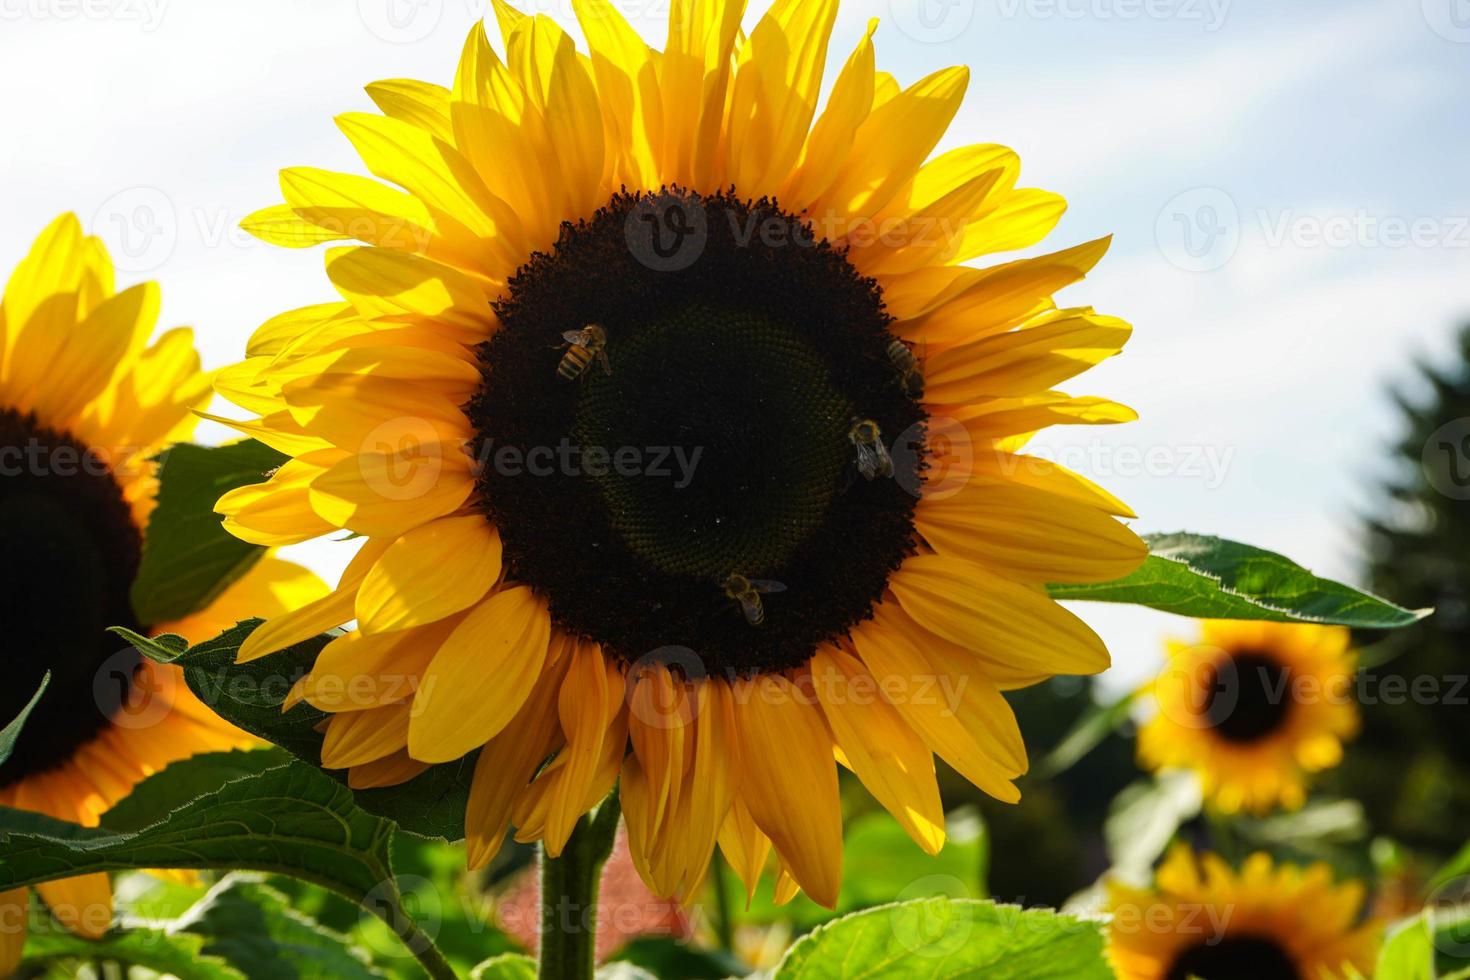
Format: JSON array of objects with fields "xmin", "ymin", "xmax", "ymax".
[{"xmin": 1, "ymin": 0, "xmax": 1467, "ymax": 691}]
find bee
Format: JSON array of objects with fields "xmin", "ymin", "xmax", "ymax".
[
  {"xmin": 557, "ymin": 323, "xmax": 611, "ymax": 381},
  {"xmin": 722, "ymin": 573, "xmax": 787, "ymax": 627},
  {"xmin": 848, "ymin": 418, "xmax": 893, "ymax": 480},
  {"xmin": 887, "ymin": 339, "xmax": 924, "ymax": 400}
]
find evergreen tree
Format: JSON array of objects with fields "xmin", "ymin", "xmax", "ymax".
[{"xmin": 1334, "ymin": 323, "xmax": 1470, "ymax": 854}]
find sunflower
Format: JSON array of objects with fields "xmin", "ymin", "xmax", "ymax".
[
  {"xmin": 1138, "ymin": 620, "xmax": 1359, "ymax": 815},
  {"xmin": 217, "ymin": 0, "xmax": 1145, "ymax": 906},
  {"xmin": 0, "ymin": 213, "xmax": 327, "ymax": 972},
  {"xmin": 1105, "ymin": 845, "xmax": 1380, "ymax": 980}
]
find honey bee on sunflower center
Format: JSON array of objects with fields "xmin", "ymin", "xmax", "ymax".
[
  {"xmin": 557, "ymin": 323, "xmax": 611, "ymax": 380},
  {"xmin": 721, "ymin": 573, "xmax": 787, "ymax": 627},
  {"xmin": 886, "ymin": 339, "xmax": 924, "ymax": 400},
  {"xmin": 848, "ymin": 418, "xmax": 894, "ymax": 480}
]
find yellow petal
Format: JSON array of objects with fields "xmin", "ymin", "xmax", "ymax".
[
  {"xmin": 888, "ymin": 553, "xmax": 1110, "ymax": 677},
  {"xmin": 725, "ymin": 0, "xmax": 840, "ymax": 200},
  {"xmin": 347, "ymin": 749, "xmax": 431, "ymax": 789},
  {"xmin": 850, "ymin": 607, "xmax": 1026, "ymax": 800},
  {"xmin": 717, "ymin": 796, "xmax": 771, "ymax": 903},
  {"xmin": 916, "ymin": 481, "xmax": 1145, "ymax": 584},
  {"xmin": 356, "ymin": 515, "xmax": 502, "ymax": 633},
  {"xmin": 33, "ymin": 281, "xmax": 158, "ymax": 426},
  {"xmin": 780, "ymin": 19, "xmax": 875, "ymax": 213},
  {"xmin": 365, "ymin": 78, "xmax": 453, "ymax": 142},
  {"xmin": 732, "ymin": 675, "xmax": 842, "ymax": 907},
  {"xmin": 545, "ymin": 641, "xmax": 625, "ymax": 851},
  {"xmin": 811, "ymin": 647, "xmax": 945, "ymax": 855},
  {"xmin": 925, "ymin": 310, "xmax": 1132, "ymax": 402},
  {"xmin": 36, "ymin": 874, "xmax": 112, "ymax": 940},
  {"xmin": 0, "ymin": 888, "xmax": 26, "ymax": 975},
  {"xmin": 308, "ymin": 443, "xmax": 475, "ymax": 540},
  {"xmin": 241, "ymin": 204, "xmax": 344, "ymax": 248},
  {"xmin": 410, "ymin": 586, "xmax": 551, "ymax": 762},
  {"xmin": 816, "ymin": 65, "xmax": 969, "ymax": 221},
  {"xmin": 323, "ymin": 245, "xmax": 494, "ymax": 339},
  {"xmin": 466, "ymin": 660, "xmax": 567, "ymax": 869},
  {"xmin": 321, "ymin": 701, "xmax": 413, "ymax": 769}
]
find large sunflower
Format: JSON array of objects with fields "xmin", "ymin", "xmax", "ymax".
[
  {"xmin": 0, "ymin": 214, "xmax": 326, "ymax": 971},
  {"xmin": 218, "ymin": 0, "xmax": 1145, "ymax": 905},
  {"xmin": 1105, "ymin": 846, "xmax": 1380, "ymax": 980},
  {"xmin": 1138, "ymin": 620, "xmax": 1359, "ymax": 815}
]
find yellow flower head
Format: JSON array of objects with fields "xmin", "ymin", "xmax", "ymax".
[
  {"xmin": 0, "ymin": 214, "xmax": 326, "ymax": 970},
  {"xmin": 218, "ymin": 0, "xmax": 1144, "ymax": 906},
  {"xmin": 1138, "ymin": 620, "xmax": 1360, "ymax": 815},
  {"xmin": 1106, "ymin": 846, "xmax": 1380, "ymax": 980}
]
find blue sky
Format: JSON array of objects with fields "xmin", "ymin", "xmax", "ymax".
[{"xmin": 2, "ymin": 0, "xmax": 1466, "ymax": 689}]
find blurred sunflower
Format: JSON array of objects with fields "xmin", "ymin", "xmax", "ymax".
[
  {"xmin": 218, "ymin": 0, "xmax": 1144, "ymax": 905},
  {"xmin": 1105, "ymin": 846, "xmax": 1380, "ymax": 980},
  {"xmin": 0, "ymin": 214, "xmax": 326, "ymax": 971},
  {"xmin": 1139, "ymin": 620, "xmax": 1358, "ymax": 814}
]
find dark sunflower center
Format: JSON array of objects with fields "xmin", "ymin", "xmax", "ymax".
[
  {"xmin": 1167, "ymin": 934, "xmax": 1301, "ymax": 980},
  {"xmin": 472, "ymin": 189, "xmax": 924, "ymax": 676},
  {"xmin": 1202, "ymin": 651, "xmax": 1291, "ymax": 743},
  {"xmin": 0, "ymin": 409, "xmax": 145, "ymax": 788}
]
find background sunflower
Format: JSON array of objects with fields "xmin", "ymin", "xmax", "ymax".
[
  {"xmin": 1138, "ymin": 620, "xmax": 1359, "ymax": 815},
  {"xmin": 0, "ymin": 214, "xmax": 325, "ymax": 972}
]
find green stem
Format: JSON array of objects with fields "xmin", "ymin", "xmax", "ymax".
[
  {"xmin": 539, "ymin": 788, "xmax": 622, "ymax": 980},
  {"xmin": 711, "ymin": 850, "xmax": 735, "ymax": 953},
  {"xmin": 369, "ymin": 879, "xmax": 459, "ymax": 980}
]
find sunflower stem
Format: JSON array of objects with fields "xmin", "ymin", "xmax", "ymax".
[
  {"xmin": 711, "ymin": 850, "xmax": 735, "ymax": 953},
  {"xmin": 371, "ymin": 880, "xmax": 458, "ymax": 980},
  {"xmin": 539, "ymin": 787, "xmax": 622, "ymax": 980}
]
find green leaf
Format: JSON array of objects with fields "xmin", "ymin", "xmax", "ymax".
[
  {"xmin": 176, "ymin": 874, "xmax": 384, "ymax": 979},
  {"xmin": 142, "ymin": 618, "xmax": 474, "ymax": 840},
  {"xmin": 1105, "ymin": 772, "xmax": 1201, "ymax": 880},
  {"xmin": 1047, "ymin": 533, "xmax": 1428, "ymax": 629},
  {"xmin": 0, "ymin": 671, "xmax": 48, "ymax": 766},
  {"xmin": 1376, "ymin": 913, "xmax": 1436, "ymax": 980},
  {"xmin": 611, "ymin": 936, "xmax": 749, "ymax": 980},
  {"xmin": 131, "ymin": 440, "xmax": 287, "ymax": 625},
  {"xmin": 108, "ymin": 627, "xmax": 189, "ymax": 663},
  {"xmin": 725, "ymin": 809, "xmax": 988, "ymax": 929},
  {"xmin": 99, "ymin": 749, "xmax": 286, "ymax": 833},
  {"xmin": 23, "ymin": 921, "xmax": 243, "ymax": 979},
  {"xmin": 0, "ymin": 754, "xmax": 395, "ymax": 905},
  {"xmin": 1034, "ymin": 689, "xmax": 1138, "ymax": 780},
  {"xmin": 772, "ymin": 898, "xmax": 1111, "ymax": 979},
  {"xmin": 470, "ymin": 953, "xmax": 537, "ymax": 979}
]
